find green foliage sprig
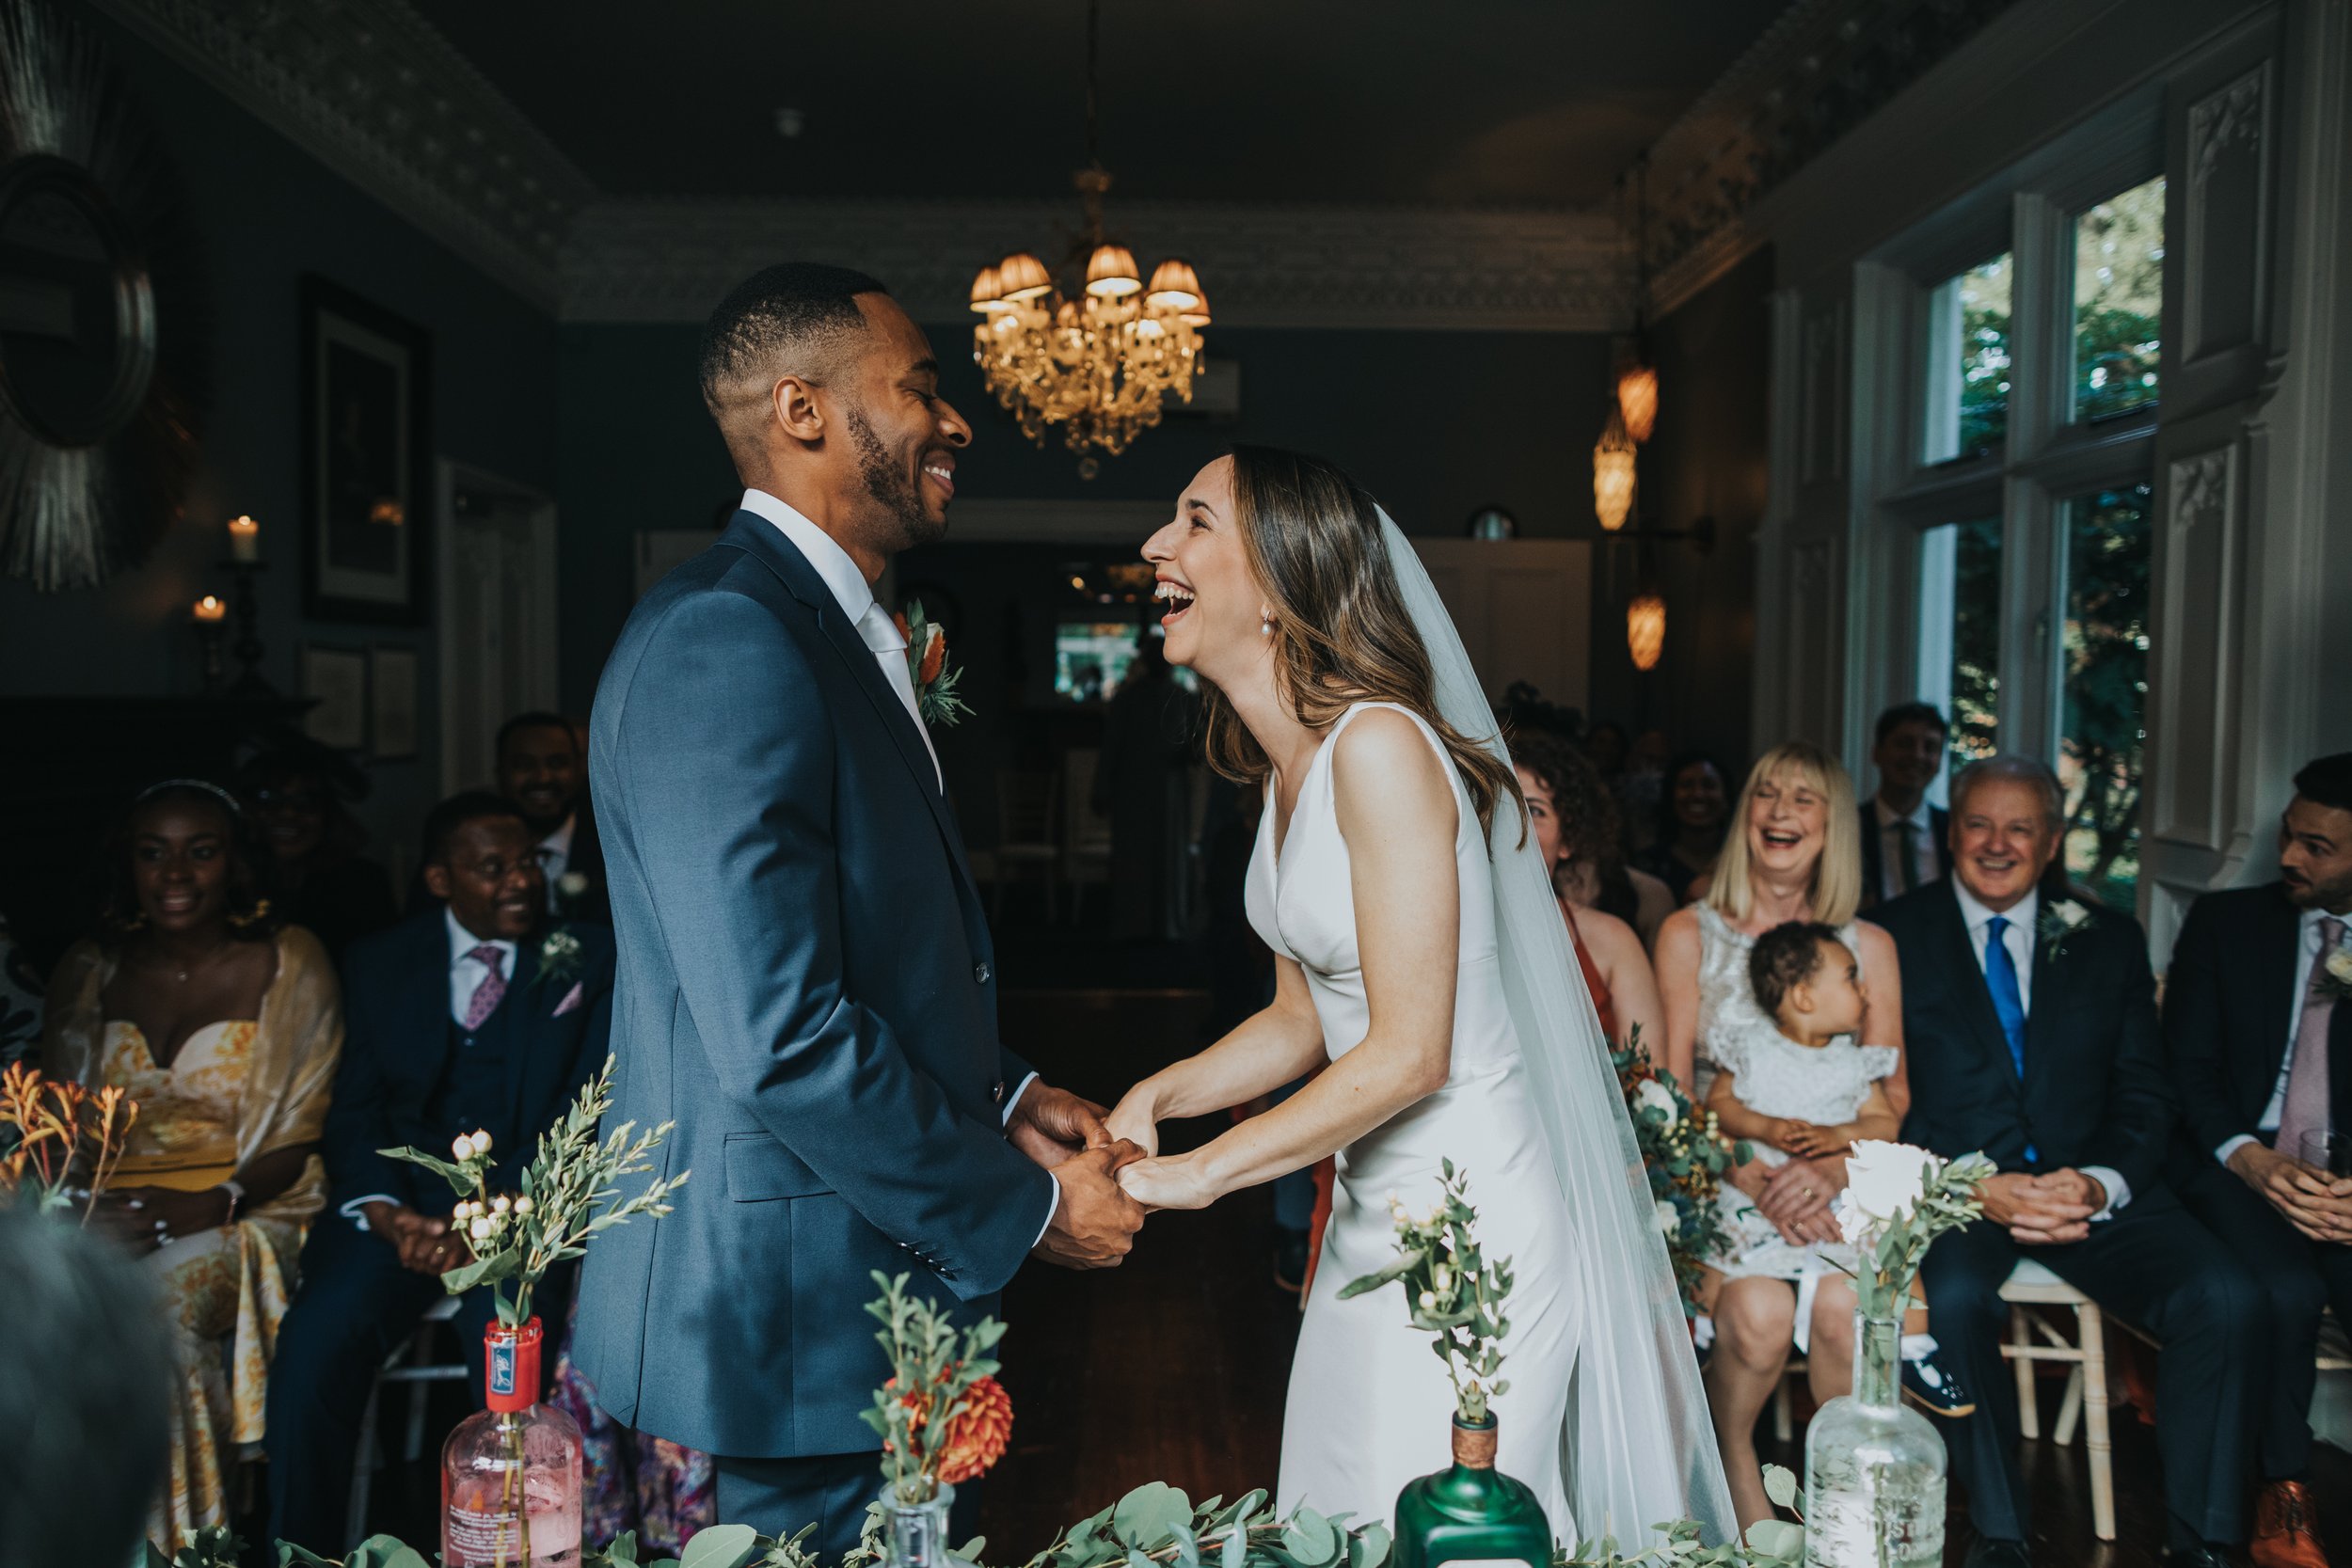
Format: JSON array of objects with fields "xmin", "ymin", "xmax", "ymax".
[
  {"xmin": 860, "ymin": 1269, "xmax": 1009, "ymax": 1505},
  {"xmin": 1337, "ymin": 1161, "xmax": 1514, "ymax": 1423},
  {"xmin": 384, "ymin": 1053, "xmax": 688, "ymax": 1326},
  {"xmin": 1611, "ymin": 1027, "xmax": 1750, "ymax": 1316}
]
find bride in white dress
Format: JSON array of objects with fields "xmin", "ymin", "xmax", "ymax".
[{"xmin": 1108, "ymin": 448, "xmax": 1734, "ymax": 1547}]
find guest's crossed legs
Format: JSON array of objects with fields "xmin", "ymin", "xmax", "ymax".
[
  {"xmin": 1922, "ymin": 1189, "xmax": 2262, "ymax": 1546},
  {"xmin": 2173, "ymin": 1158, "xmax": 2352, "ymax": 1483}
]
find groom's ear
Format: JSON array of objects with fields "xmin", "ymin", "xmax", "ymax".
[{"xmin": 771, "ymin": 375, "xmax": 828, "ymax": 444}]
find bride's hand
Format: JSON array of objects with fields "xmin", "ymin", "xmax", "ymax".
[
  {"xmin": 1117, "ymin": 1153, "xmax": 1215, "ymax": 1212},
  {"xmin": 1104, "ymin": 1087, "xmax": 1161, "ymax": 1159}
]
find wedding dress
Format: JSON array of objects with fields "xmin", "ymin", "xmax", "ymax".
[{"xmin": 1264, "ymin": 510, "xmax": 1736, "ymax": 1548}]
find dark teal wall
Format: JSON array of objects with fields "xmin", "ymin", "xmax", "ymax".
[{"xmin": 0, "ymin": 6, "xmax": 559, "ymax": 863}]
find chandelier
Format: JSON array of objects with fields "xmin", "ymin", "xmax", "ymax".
[{"xmin": 967, "ymin": 0, "xmax": 1207, "ymax": 458}]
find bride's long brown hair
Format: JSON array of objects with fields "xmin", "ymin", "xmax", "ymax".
[{"xmin": 1204, "ymin": 445, "xmax": 1522, "ymax": 839}]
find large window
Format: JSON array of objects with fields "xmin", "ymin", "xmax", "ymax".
[{"xmin": 1894, "ymin": 170, "xmax": 2163, "ymax": 910}]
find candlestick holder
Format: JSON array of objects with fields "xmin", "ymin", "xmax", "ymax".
[
  {"xmin": 223, "ymin": 560, "xmax": 277, "ymax": 698},
  {"xmin": 193, "ymin": 616, "xmax": 226, "ymax": 694}
]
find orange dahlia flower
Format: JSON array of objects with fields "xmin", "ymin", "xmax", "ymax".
[
  {"xmin": 936, "ymin": 1375, "xmax": 1012, "ymax": 1484},
  {"xmin": 918, "ymin": 625, "xmax": 947, "ymax": 688}
]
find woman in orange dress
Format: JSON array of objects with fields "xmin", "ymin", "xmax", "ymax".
[
  {"xmin": 41, "ymin": 780, "xmax": 341, "ymax": 1543},
  {"xmin": 1509, "ymin": 730, "xmax": 1664, "ymax": 1051}
]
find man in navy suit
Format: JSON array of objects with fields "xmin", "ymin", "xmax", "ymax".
[
  {"xmin": 266, "ymin": 791, "xmax": 615, "ymax": 1552},
  {"xmin": 1878, "ymin": 754, "xmax": 2259, "ymax": 1568},
  {"xmin": 2166, "ymin": 752, "xmax": 2352, "ymax": 1568},
  {"xmin": 573, "ymin": 263, "xmax": 1144, "ymax": 1554},
  {"xmin": 1857, "ymin": 702, "xmax": 1954, "ymax": 909}
]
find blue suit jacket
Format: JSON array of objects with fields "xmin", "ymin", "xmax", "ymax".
[
  {"xmin": 574, "ymin": 509, "xmax": 1052, "ymax": 1459},
  {"xmin": 323, "ymin": 911, "xmax": 615, "ymax": 1214}
]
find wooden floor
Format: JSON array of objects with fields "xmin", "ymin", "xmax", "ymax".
[{"xmin": 346, "ymin": 979, "xmax": 2352, "ymax": 1567}]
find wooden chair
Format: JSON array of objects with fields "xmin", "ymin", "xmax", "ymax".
[
  {"xmin": 1998, "ymin": 1258, "xmax": 2115, "ymax": 1541},
  {"xmin": 346, "ymin": 1295, "xmax": 469, "ymax": 1542},
  {"xmin": 991, "ymin": 770, "xmax": 1062, "ymax": 922}
]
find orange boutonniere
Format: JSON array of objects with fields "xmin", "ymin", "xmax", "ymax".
[{"xmin": 893, "ymin": 600, "xmax": 972, "ymax": 728}]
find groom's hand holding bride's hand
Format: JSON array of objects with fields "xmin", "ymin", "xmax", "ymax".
[
  {"xmin": 1007, "ymin": 1080, "xmax": 1118, "ymax": 1170},
  {"xmin": 1034, "ymin": 1144, "xmax": 1150, "ymax": 1269}
]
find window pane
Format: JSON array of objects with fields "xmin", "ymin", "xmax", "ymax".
[
  {"xmin": 1925, "ymin": 255, "xmax": 2012, "ymax": 463},
  {"xmin": 2059, "ymin": 483, "xmax": 2153, "ymax": 910},
  {"xmin": 2074, "ymin": 176, "xmax": 2166, "ymax": 422},
  {"xmin": 1916, "ymin": 516, "xmax": 2003, "ymax": 782}
]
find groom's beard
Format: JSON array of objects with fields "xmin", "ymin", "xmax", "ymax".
[{"xmin": 847, "ymin": 405, "xmax": 945, "ymax": 551}]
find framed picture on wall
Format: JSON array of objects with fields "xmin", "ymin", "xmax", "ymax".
[
  {"xmin": 299, "ymin": 644, "xmax": 368, "ymax": 751},
  {"xmin": 300, "ymin": 276, "xmax": 432, "ymax": 624},
  {"xmin": 370, "ymin": 644, "xmax": 419, "ymax": 760}
]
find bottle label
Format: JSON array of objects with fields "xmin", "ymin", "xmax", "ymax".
[{"xmin": 449, "ymin": 1504, "xmax": 524, "ymax": 1561}]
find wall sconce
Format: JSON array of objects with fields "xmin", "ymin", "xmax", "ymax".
[
  {"xmin": 1593, "ymin": 412, "xmax": 1636, "ymax": 531},
  {"xmin": 1626, "ymin": 593, "xmax": 1666, "ymax": 672},
  {"xmin": 1615, "ymin": 351, "xmax": 1659, "ymax": 444}
]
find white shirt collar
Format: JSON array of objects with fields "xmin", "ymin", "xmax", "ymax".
[
  {"xmin": 538, "ymin": 813, "xmax": 577, "ymax": 861},
  {"xmin": 739, "ymin": 488, "xmax": 875, "ymax": 625},
  {"xmin": 1875, "ymin": 794, "xmax": 1934, "ymax": 832},
  {"xmin": 445, "ymin": 907, "xmax": 516, "ymax": 970},
  {"xmin": 1953, "ymin": 878, "xmax": 2037, "ymax": 937}
]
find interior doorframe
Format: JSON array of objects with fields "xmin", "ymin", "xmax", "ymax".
[{"xmin": 437, "ymin": 458, "xmax": 560, "ymax": 795}]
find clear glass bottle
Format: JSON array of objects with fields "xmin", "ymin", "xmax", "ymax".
[
  {"xmin": 885, "ymin": 1481, "xmax": 956, "ymax": 1568},
  {"xmin": 1803, "ymin": 1311, "xmax": 1947, "ymax": 1568},
  {"xmin": 441, "ymin": 1316, "xmax": 584, "ymax": 1568},
  {"xmin": 1391, "ymin": 1418, "xmax": 1552, "ymax": 1568}
]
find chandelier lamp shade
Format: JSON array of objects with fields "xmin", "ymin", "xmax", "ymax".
[
  {"xmin": 1626, "ymin": 593, "xmax": 1666, "ymax": 672},
  {"xmin": 967, "ymin": 0, "xmax": 1206, "ymax": 458},
  {"xmin": 1615, "ymin": 351, "xmax": 1659, "ymax": 444},
  {"xmin": 1593, "ymin": 411, "xmax": 1637, "ymax": 532}
]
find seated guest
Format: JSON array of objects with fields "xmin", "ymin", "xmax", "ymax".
[
  {"xmin": 1858, "ymin": 703, "xmax": 1954, "ymax": 909},
  {"xmin": 266, "ymin": 791, "xmax": 614, "ymax": 1553},
  {"xmin": 1633, "ymin": 751, "xmax": 1731, "ymax": 905},
  {"xmin": 1511, "ymin": 729, "xmax": 1666, "ymax": 1044},
  {"xmin": 242, "ymin": 740, "xmax": 400, "ymax": 961},
  {"xmin": 40, "ymin": 780, "xmax": 341, "ymax": 1542},
  {"xmin": 1880, "ymin": 754, "xmax": 2259, "ymax": 1568},
  {"xmin": 2166, "ymin": 751, "xmax": 2352, "ymax": 1568},
  {"xmin": 498, "ymin": 711, "xmax": 611, "ymax": 924}
]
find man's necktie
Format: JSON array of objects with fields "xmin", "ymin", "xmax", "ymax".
[
  {"xmin": 2278, "ymin": 916, "xmax": 2346, "ymax": 1159},
  {"xmin": 1896, "ymin": 818, "xmax": 1920, "ymax": 893},
  {"xmin": 1984, "ymin": 914, "xmax": 2035, "ymax": 1162},
  {"xmin": 855, "ymin": 602, "xmax": 942, "ymax": 789},
  {"xmin": 462, "ymin": 945, "xmax": 508, "ymax": 1031}
]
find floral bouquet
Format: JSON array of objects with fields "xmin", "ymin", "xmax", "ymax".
[
  {"xmin": 861, "ymin": 1269, "xmax": 1015, "ymax": 1506},
  {"xmin": 0, "ymin": 1060, "xmax": 137, "ymax": 1222},
  {"xmin": 1338, "ymin": 1159, "xmax": 1514, "ymax": 1422},
  {"xmin": 1611, "ymin": 1028, "xmax": 1748, "ymax": 1315},
  {"xmin": 1832, "ymin": 1140, "xmax": 1996, "ymax": 1319}
]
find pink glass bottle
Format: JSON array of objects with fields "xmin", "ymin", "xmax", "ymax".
[{"xmin": 441, "ymin": 1317, "xmax": 584, "ymax": 1568}]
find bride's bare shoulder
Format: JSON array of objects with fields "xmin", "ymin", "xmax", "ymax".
[{"xmin": 1328, "ymin": 706, "xmax": 1454, "ymax": 838}]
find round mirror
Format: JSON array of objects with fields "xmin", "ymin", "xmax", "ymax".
[{"xmin": 0, "ymin": 152, "xmax": 154, "ymax": 448}]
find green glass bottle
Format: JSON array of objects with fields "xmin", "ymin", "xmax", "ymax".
[{"xmin": 1392, "ymin": 1417, "xmax": 1552, "ymax": 1568}]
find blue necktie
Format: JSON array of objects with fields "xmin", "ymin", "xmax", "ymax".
[{"xmin": 1984, "ymin": 914, "xmax": 2036, "ymax": 1162}]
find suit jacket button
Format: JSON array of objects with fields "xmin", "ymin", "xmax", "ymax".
[{"xmin": 974, "ymin": 962, "xmax": 992, "ymax": 985}]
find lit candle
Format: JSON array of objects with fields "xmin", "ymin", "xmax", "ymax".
[
  {"xmin": 226, "ymin": 515, "xmax": 260, "ymax": 562},
  {"xmin": 193, "ymin": 594, "xmax": 227, "ymax": 624}
]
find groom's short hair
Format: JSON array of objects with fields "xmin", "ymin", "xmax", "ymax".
[{"xmin": 699, "ymin": 261, "xmax": 890, "ymax": 418}]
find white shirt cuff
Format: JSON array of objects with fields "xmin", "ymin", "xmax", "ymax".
[
  {"xmin": 2082, "ymin": 1166, "xmax": 2130, "ymax": 1222},
  {"xmin": 340, "ymin": 1194, "xmax": 399, "ymax": 1229},
  {"xmin": 1033, "ymin": 1179, "xmax": 1060, "ymax": 1248},
  {"xmin": 2217, "ymin": 1134, "xmax": 2260, "ymax": 1167},
  {"xmin": 1002, "ymin": 1070, "xmax": 1038, "ymax": 1126}
]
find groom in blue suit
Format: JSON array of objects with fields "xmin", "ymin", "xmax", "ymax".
[{"xmin": 575, "ymin": 263, "xmax": 1145, "ymax": 1551}]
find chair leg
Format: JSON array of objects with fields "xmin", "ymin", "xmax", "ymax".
[
  {"xmin": 1772, "ymin": 1373, "xmax": 1793, "ymax": 1444},
  {"xmin": 2079, "ymin": 1305, "xmax": 2115, "ymax": 1542},
  {"xmin": 346, "ymin": 1377, "xmax": 382, "ymax": 1545},
  {"xmin": 2010, "ymin": 1307, "xmax": 2041, "ymax": 1440},
  {"xmin": 2054, "ymin": 1367, "xmax": 2085, "ymax": 1446}
]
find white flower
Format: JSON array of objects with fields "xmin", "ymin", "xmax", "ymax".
[
  {"xmin": 1634, "ymin": 1079, "xmax": 1679, "ymax": 1121},
  {"xmin": 491, "ymin": 1195, "xmax": 511, "ymax": 1213},
  {"xmin": 2052, "ymin": 900, "xmax": 2090, "ymax": 930},
  {"xmin": 1432, "ymin": 1265, "xmax": 1454, "ymax": 1293},
  {"xmin": 469, "ymin": 1131, "xmax": 492, "ymax": 1156},
  {"xmin": 469, "ymin": 1216, "xmax": 493, "ymax": 1241},
  {"xmin": 1654, "ymin": 1198, "xmax": 1682, "ymax": 1235},
  {"xmin": 1843, "ymin": 1139, "xmax": 1940, "ymax": 1236},
  {"xmin": 1418, "ymin": 1290, "xmax": 1438, "ymax": 1309},
  {"xmin": 558, "ymin": 871, "xmax": 590, "ymax": 898},
  {"xmin": 453, "ymin": 1134, "xmax": 474, "ymax": 1161},
  {"xmin": 542, "ymin": 932, "xmax": 580, "ymax": 961},
  {"xmin": 2328, "ymin": 949, "xmax": 2352, "ymax": 988},
  {"xmin": 513, "ymin": 1196, "xmax": 533, "ymax": 1215}
]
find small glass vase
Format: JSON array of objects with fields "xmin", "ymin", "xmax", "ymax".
[
  {"xmin": 884, "ymin": 1482, "xmax": 956, "ymax": 1568},
  {"xmin": 1802, "ymin": 1310, "xmax": 1947, "ymax": 1568},
  {"xmin": 1392, "ymin": 1417, "xmax": 1551, "ymax": 1568},
  {"xmin": 441, "ymin": 1317, "xmax": 584, "ymax": 1568}
]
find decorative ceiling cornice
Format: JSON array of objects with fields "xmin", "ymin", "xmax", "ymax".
[
  {"xmin": 561, "ymin": 199, "xmax": 1632, "ymax": 332},
  {"xmin": 85, "ymin": 0, "xmax": 598, "ymax": 308},
  {"xmin": 1635, "ymin": 0, "xmax": 2024, "ymax": 314}
]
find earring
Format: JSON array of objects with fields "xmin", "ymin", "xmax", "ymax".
[{"xmin": 1260, "ymin": 612, "xmax": 1276, "ymax": 638}]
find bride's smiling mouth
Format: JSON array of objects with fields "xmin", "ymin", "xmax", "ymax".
[{"xmin": 1153, "ymin": 577, "xmax": 1197, "ymax": 625}]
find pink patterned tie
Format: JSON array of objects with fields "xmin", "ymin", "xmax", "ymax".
[
  {"xmin": 462, "ymin": 945, "xmax": 508, "ymax": 1030},
  {"xmin": 2279, "ymin": 916, "xmax": 2345, "ymax": 1159}
]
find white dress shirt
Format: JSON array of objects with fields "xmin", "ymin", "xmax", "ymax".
[
  {"xmin": 2217, "ymin": 906, "xmax": 2352, "ymax": 1165},
  {"xmin": 535, "ymin": 814, "xmax": 577, "ymax": 912},
  {"xmin": 342, "ymin": 911, "xmax": 522, "ymax": 1226},
  {"xmin": 739, "ymin": 488, "xmax": 1050, "ymax": 1241},
  {"xmin": 1875, "ymin": 797, "xmax": 1941, "ymax": 901},
  {"xmin": 1950, "ymin": 881, "xmax": 2129, "ymax": 1220}
]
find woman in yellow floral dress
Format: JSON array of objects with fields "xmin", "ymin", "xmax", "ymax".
[{"xmin": 40, "ymin": 780, "xmax": 341, "ymax": 1543}]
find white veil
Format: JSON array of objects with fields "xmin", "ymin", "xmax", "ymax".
[{"xmin": 1376, "ymin": 506, "xmax": 1738, "ymax": 1546}]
